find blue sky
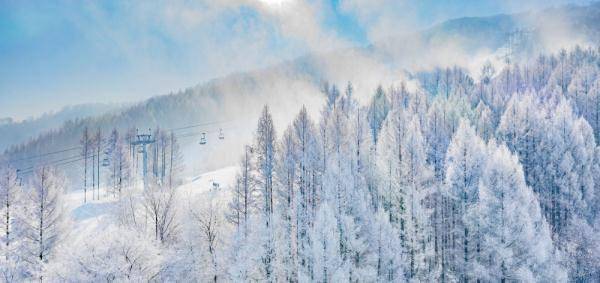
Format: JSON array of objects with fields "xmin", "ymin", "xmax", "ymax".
[{"xmin": 0, "ymin": 0, "xmax": 590, "ymax": 120}]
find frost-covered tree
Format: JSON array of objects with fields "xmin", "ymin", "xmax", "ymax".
[
  {"xmin": 274, "ymin": 128, "xmax": 298, "ymax": 281},
  {"xmin": 142, "ymin": 182, "xmax": 179, "ymax": 244},
  {"xmin": 189, "ymin": 197, "xmax": 224, "ymax": 282},
  {"xmin": 92, "ymin": 129, "xmax": 102, "ymax": 200},
  {"xmin": 372, "ymin": 210, "xmax": 406, "ymax": 282},
  {"xmin": 444, "ymin": 119, "xmax": 486, "ymax": 281},
  {"xmin": 0, "ymin": 166, "xmax": 20, "ymax": 281},
  {"xmin": 497, "ymin": 91, "xmax": 546, "ymax": 188},
  {"xmin": 255, "ymin": 105, "xmax": 277, "ymax": 225},
  {"xmin": 309, "ymin": 202, "xmax": 345, "ymax": 282},
  {"xmin": 167, "ymin": 132, "xmax": 184, "ymax": 189},
  {"xmin": 80, "ymin": 127, "xmax": 91, "ymax": 203},
  {"xmin": 19, "ymin": 167, "xmax": 69, "ymax": 280},
  {"xmin": 470, "ymin": 142, "xmax": 566, "ymax": 282},
  {"xmin": 367, "ymin": 85, "xmax": 390, "ymax": 144},
  {"xmin": 291, "ymin": 106, "xmax": 321, "ymax": 278},
  {"xmin": 58, "ymin": 225, "xmax": 162, "ymax": 281},
  {"xmin": 473, "ymin": 101, "xmax": 494, "ymax": 141},
  {"xmin": 377, "ymin": 109, "xmax": 434, "ymax": 280},
  {"xmin": 398, "ymin": 116, "xmax": 435, "ymax": 280},
  {"xmin": 254, "ymin": 105, "xmax": 277, "ymax": 280},
  {"xmin": 228, "ymin": 144, "xmax": 256, "ymax": 229},
  {"xmin": 106, "ymin": 129, "xmax": 132, "ymax": 197}
]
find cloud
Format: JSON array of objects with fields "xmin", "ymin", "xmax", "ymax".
[{"xmin": 1, "ymin": 0, "xmax": 592, "ymax": 121}]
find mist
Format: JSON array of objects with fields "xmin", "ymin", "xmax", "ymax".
[{"xmin": 1, "ymin": 0, "xmax": 592, "ymax": 120}]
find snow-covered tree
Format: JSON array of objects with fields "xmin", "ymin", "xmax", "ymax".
[
  {"xmin": 470, "ymin": 142, "xmax": 566, "ymax": 282},
  {"xmin": 371, "ymin": 210, "xmax": 406, "ymax": 282},
  {"xmin": 0, "ymin": 166, "xmax": 20, "ymax": 281},
  {"xmin": 255, "ymin": 105, "xmax": 277, "ymax": 225},
  {"xmin": 254, "ymin": 105, "xmax": 277, "ymax": 280},
  {"xmin": 189, "ymin": 197, "xmax": 224, "ymax": 282},
  {"xmin": 80, "ymin": 127, "xmax": 91, "ymax": 203},
  {"xmin": 309, "ymin": 202, "xmax": 345, "ymax": 282},
  {"xmin": 58, "ymin": 225, "xmax": 162, "ymax": 281},
  {"xmin": 227, "ymin": 145, "xmax": 256, "ymax": 229},
  {"xmin": 444, "ymin": 119, "xmax": 487, "ymax": 281},
  {"xmin": 368, "ymin": 85, "xmax": 390, "ymax": 144},
  {"xmin": 19, "ymin": 167, "xmax": 69, "ymax": 280},
  {"xmin": 142, "ymin": 182, "xmax": 179, "ymax": 244}
]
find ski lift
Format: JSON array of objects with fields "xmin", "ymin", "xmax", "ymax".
[
  {"xmin": 218, "ymin": 128, "xmax": 224, "ymax": 140},
  {"xmin": 199, "ymin": 132, "xmax": 207, "ymax": 145},
  {"xmin": 102, "ymin": 157, "xmax": 110, "ymax": 167}
]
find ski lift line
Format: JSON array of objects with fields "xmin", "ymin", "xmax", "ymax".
[
  {"xmin": 19, "ymin": 158, "xmax": 83, "ymax": 175},
  {"xmin": 168, "ymin": 115, "xmax": 256, "ymax": 132},
  {"xmin": 18, "ymin": 156, "xmax": 90, "ymax": 175},
  {"xmin": 3, "ymin": 120, "xmax": 230, "ymax": 164},
  {"xmin": 17, "ymin": 154, "xmax": 95, "ymax": 174},
  {"xmin": 18, "ymin": 153, "xmax": 96, "ymax": 175},
  {"xmin": 169, "ymin": 118, "xmax": 237, "ymax": 132},
  {"xmin": 17, "ymin": 155, "xmax": 81, "ymax": 171},
  {"xmin": 173, "ymin": 125, "xmax": 237, "ymax": 139},
  {"xmin": 5, "ymin": 116, "xmax": 252, "ymax": 166},
  {"xmin": 175, "ymin": 129, "xmax": 225, "ymax": 138},
  {"xmin": 21, "ymin": 155, "xmax": 86, "ymax": 171},
  {"xmin": 6, "ymin": 146, "xmax": 82, "ymax": 163}
]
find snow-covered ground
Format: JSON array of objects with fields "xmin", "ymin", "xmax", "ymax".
[
  {"xmin": 62, "ymin": 166, "xmax": 238, "ymax": 243},
  {"xmin": 180, "ymin": 165, "xmax": 237, "ymax": 198}
]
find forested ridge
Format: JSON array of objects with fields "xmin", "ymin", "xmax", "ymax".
[{"xmin": 1, "ymin": 47, "xmax": 599, "ymax": 282}]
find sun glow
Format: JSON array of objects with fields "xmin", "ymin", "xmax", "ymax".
[{"xmin": 258, "ymin": 0, "xmax": 291, "ymax": 7}]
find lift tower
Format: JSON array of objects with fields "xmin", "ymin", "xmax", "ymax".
[{"xmin": 131, "ymin": 129, "xmax": 155, "ymax": 191}]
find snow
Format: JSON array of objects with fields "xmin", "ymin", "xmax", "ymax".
[
  {"xmin": 62, "ymin": 165, "xmax": 238, "ymax": 244},
  {"xmin": 181, "ymin": 165, "xmax": 238, "ymax": 196}
]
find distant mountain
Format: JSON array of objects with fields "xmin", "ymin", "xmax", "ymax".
[
  {"xmin": 373, "ymin": 2, "xmax": 600, "ymax": 70},
  {"xmin": 2, "ymin": 2, "xmax": 600, "ymax": 182},
  {"xmin": 0, "ymin": 103, "xmax": 126, "ymax": 152},
  {"xmin": 0, "ymin": 117, "xmax": 13, "ymax": 126}
]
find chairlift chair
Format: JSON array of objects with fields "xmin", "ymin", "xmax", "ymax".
[
  {"xmin": 218, "ymin": 128, "xmax": 224, "ymax": 140},
  {"xmin": 102, "ymin": 157, "xmax": 110, "ymax": 167},
  {"xmin": 199, "ymin": 132, "xmax": 207, "ymax": 145}
]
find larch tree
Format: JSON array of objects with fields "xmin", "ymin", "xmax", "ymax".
[
  {"xmin": 397, "ymin": 115, "xmax": 435, "ymax": 280},
  {"xmin": 367, "ymin": 85, "xmax": 390, "ymax": 144},
  {"xmin": 443, "ymin": 119, "xmax": 487, "ymax": 281},
  {"xmin": 142, "ymin": 181, "xmax": 179, "ymax": 245},
  {"xmin": 80, "ymin": 127, "xmax": 91, "ymax": 203},
  {"xmin": 0, "ymin": 166, "xmax": 20, "ymax": 281},
  {"xmin": 309, "ymin": 202, "xmax": 345, "ymax": 283},
  {"xmin": 19, "ymin": 167, "xmax": 69, "ymax": 280},
  {"xmin": 291, "ymin": 105, "xmax": 321, "ymax": 279},
  {"xmin": 254, "ymin": 105, "xmax": 277, "ymax": 280},
  {"xmin": 470, "ymin": 142, "xmax": 566, "ymax": 282}
]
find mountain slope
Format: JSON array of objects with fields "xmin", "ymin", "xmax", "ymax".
[{"xmin": 0, "ymin": 103, "xmax": 126, "ymax": 152}]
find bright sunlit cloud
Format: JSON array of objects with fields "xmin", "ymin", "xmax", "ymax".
[{"xmin": 258, "ymin": 0, "xmax": 292, "ymax": 7}]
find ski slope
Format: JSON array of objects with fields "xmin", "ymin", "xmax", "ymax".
[{"xmin": 62, "ymin": 166, "xmax": 238, "ymax": 243}]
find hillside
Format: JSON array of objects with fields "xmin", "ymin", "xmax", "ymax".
[{"xmin": 0, "ymin": 103, "xmax": 126, "ymax": 152}]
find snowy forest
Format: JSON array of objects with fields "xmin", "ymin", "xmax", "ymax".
[{"xmin": 0, "ymin": 45, "xmax": 599, "ymax": 282}]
